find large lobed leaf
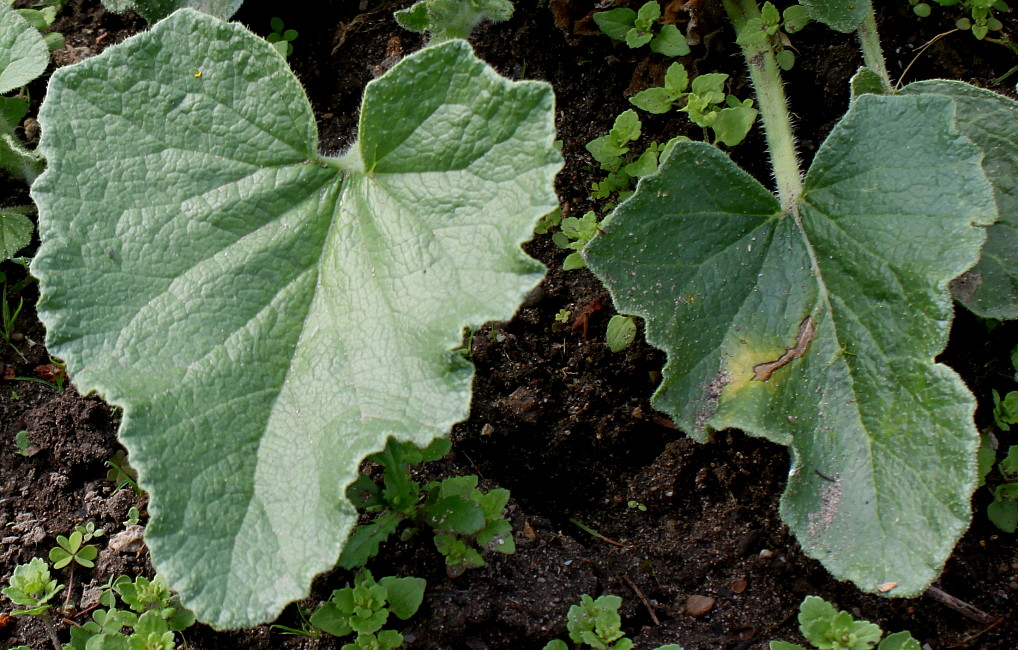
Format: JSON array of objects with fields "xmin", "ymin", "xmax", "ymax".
[
  {"xmin": 903, "ymin": 81, "xmax": 1018, "ymax": 320},
  {"xmin": 101, "ymin": 0, "xmax": 243, "ymax": 23},
  {"xmin": 0, "ymin": 0, "xmax": 48, "ymax": 95},
  {"xmin": 585, "ymin": 94, "xmax": 995, "ymax": 595},
  {"xmin": 32, "ymin": 10, "xmax": 560, "ymax": 628}
]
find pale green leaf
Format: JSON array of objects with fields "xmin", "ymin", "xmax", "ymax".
[
  {"xmin": 903, "ymin": 80, "xmax": 1018, "ymax": 320},
  {"xmin": 32, "ymin": 11, "xmax": 559, "ymax": 628},
  {"xmin": 585, "ymin": 94, "xmax": 995, "ymax": 595},
  {"xmin": 799, "ymin": 0, "xmax": 869, "ymax": 31},
  {"xmin": 877, "ymin": 631, "xmax": 921, "ymax": 650},
  {"xmin": 593, "ymin": 7, "xmax": 636, "ymax": 41},
  {"xmin": 101, "ymin": 0, "xmax": 242, "ymax": 23},
  {"xmin": 0, "ymin": 1, "xmax": 48, "ymax": 95},
  {"xmin": 0, "ymin": 205, "xmax": 32, "ymax": 260},
  {"xmin": 649, "ymin": 24, "xmax": 690, "ymax": 57}
]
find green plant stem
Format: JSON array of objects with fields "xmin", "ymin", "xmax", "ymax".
[
  {"xmin": 857, "ymin": 9, "xmax": 892, "ymax": 91},
  {"xmin": 723, "ymin": 0, "xmax": 803, "ymax": 215}
]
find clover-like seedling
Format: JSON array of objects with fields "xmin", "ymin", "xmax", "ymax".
[
  {"xmin": 2, "ymin": 557, "xmax": 64, "ymax": 616},
  {"xmin": 49, "ymin": 528, "xmax": 101, "ymax": 569},
  {"xmin": 266, "ymin": 17, "xmax": 297, "ymax": 57},
  {"xmin": 395, "ymin": 0, "xmax": 513, "ymax": 42},
  {"xmin": 770, "ymin": 596, "xmax": 920, "ymax": 650},
  {"xmin": 308, "ymin": 570, "xmax": 425, "ymax": 647},
  {"xmin": 593, "ymin": 1, "xmax": 690, "ymax": 56}
]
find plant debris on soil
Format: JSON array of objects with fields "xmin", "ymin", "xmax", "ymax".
[{"xmin": 2, "ymin": 1, "xmax": 1017, "ymax": 648}]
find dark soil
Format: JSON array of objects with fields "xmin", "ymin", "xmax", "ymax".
[{"xmin": 2, "ymin": 1, "xmax": 1018, "ymax": 648}]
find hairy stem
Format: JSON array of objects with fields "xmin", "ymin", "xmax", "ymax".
[
  {"xmin": 723, "ymin": 0, "xmax": 803, "ymax": 215},
  {"xmin": 857, "ymin": 8, "xmax": 892, "ymax": 91}
]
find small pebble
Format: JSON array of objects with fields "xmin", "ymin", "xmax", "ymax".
[
  {"xmin": 759, "ymin": 548, "xmax": 774, "ymax": 558},
  {"xmin": 685, "ymin": 594, "xmax": 715, "ymax": 617}
]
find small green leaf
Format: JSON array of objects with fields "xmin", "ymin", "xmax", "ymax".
[
  {"xmin": 605, "ymin": 315, "xmax": 636, "ymax": 352},
  {"xmin": 308, "ymin": 601, "xmax": 354, "ymax": 637},
  {"xmin": 593, "ymin": 7, "xmax": 636, "ymax": 41},
  {"xmin": 850, "ymin": 67, "xmax": 888, "ymax": 99},
  {"xmin": 394, "ymin": 2, "xmax": 431, "ymax": 32},
  {"xmin": 622, "ymin": 148, "xmax": 659, "ymax": 177},
  {"xmin": 630, "ymin": 87, "xmax": 676, "ymax": 114},
  {"xmin": 0, "ymin": 207, "xmax": 33, "ymax": 261},
  {"xmin": 770, "ymin": 643, "xmax": 807, "ymax": 650},
  {"xmin": 625, "ymin": 29, "xmax": 653, "ymax": 49},
  {"xmin": 338, "ymin": 510, "xmax": 404, "ymax": 570},
  {"xmin": 649, "ymin": 24, "xmax": 690, "ymax": 56},
  {"xmin": 775, "ymin": 49, "xmax": 795, "ymax": 71},
  {"xmin": 378, "ymin": 575, "xmax": 426, "ymax": 620},
  {"xmin": 988, "ymin": 492, "xmax": 1018, "ymax": 532},
  {"xmin": 782, "ymin": 5, "xmax": 811, "ymax": 32},
  {"xmin": 711, "ymin": 105, "xmax": 757, "ymax": 146},
  {"xmin": 877, "ymin": 631, "xmax": 921, "ymax": 650},
  {"xmin": 423, "ymin": 495, "xmax": 485, "ymax": 534},
  {"xmin": 735, "ymin": 18, "xmax": 769, "ymax": 45},
  {"xmin": 636, "ymin": 1, "xmax": 661, "ymax": 26}
]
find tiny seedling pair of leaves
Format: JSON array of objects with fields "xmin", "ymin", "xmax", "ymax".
[
  {"xmin": 100, "ymin": 0, "xmax": 242, "ymax": 23},
  {"xmin": 585, "ymin": 90, "xmax": 998, "ymax": 596},
  {"xmin": 31, "ymin": 9, "xmax": 560, "ymax": 629}
]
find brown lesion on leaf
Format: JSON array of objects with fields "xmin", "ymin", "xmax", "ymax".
[
  {"xmin": 950, "ymin": 271, "xmax": 982, "ymax": 304},
  {"xmin": 752, "ymin": 315, "xmax": 814, "ymax": 382},
  {"xmin": 693, "ymin": 366, "xmax": 731, "ymax": 434}
]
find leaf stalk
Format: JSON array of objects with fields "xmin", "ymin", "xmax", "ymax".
[
  {"xmin": 857, "ymin": 9, "xmax": 892, "ymax": 91},
  {"xmin": 724, "ymin": 0, "xmax": 803, "ymax": 215}
]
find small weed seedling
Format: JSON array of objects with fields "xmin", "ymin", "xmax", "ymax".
[
  {"xmin": 983, "ymin": 443, "xmax": 1018, "ymax": 532},
  {"xmin": 396, "ymin": 0, "xmax": 513, "ymax": 42},
  {"xmin": 13, "ymin": 429, "xmax": 33, "ymax": 456},
  {"xmin": 593, "ymin": 1, "xmax": 690, "ymax": 56},
  {"xmin": 605, "ymin": 315, "xmax": 636, "ymax": 353},
  {"xmin": 543, "ymin": 593, "xmax": 683, "ymax": 650},
  {"xmin": 124, "ymin": 506, "xmax": 141, "ymax": 527},
  {"xmin": 340, "ymin": 437, "xmax": 515, "ymax": 578},
  {"xmin": 49, "ymin": 523, "xmax": 103, "ymax": 570},
  {"xmin": 306, "ymin": 569, "xmax": 425, "ymax": 647},
  {"xmin": 266, "ymin": 16, "xmax": 297, "ymax": 57},
  {"xmin": 2, "ymin": 284, "xmax": 24, "ymax": 354},
  {"xmin": 3, "ymin": 557, "xmax": 63, "ymax": 616},
  {"xmin": 734, "ymin": 0, "xmax": 810, "ymax": 69},
  {"xmin": 552, "ymin": 308, "xmax": 571, "ymax": 332},
  {"xmin": 629, "ymin": 62, "xmax": 758, "ymax": 146},
  {"xmin": 582, "ymin": 109, "xmax": 687, "ymax": 222},
  {"xmin": 552, "ymin": 211, "xmax": 602, "ymax": 271},
  {"xmin": 11, "ymin": 358, "xmax": 68, "ymax": 392},
  {"xmin": 4, "ymin": 552, "xmax": 195, "ymax": 650},
  {"xmin": 907, "ymin": 0, "xmax": 1009, "ymax": 40},
  {"xmin": 770, "ymin": 595, "xmax": 919, "ymax": 650},
  {"xmin": 993, "ymin": 388, "xmax": 1018, "ymax": 431},
  {"xmin": 107, "ymin": 449, "xmax": 143, "ymax": 496}
]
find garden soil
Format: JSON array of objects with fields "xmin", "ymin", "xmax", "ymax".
[{"xmin": 2, "ymin": 1, "xmax": 1018, "ymax": 648}]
